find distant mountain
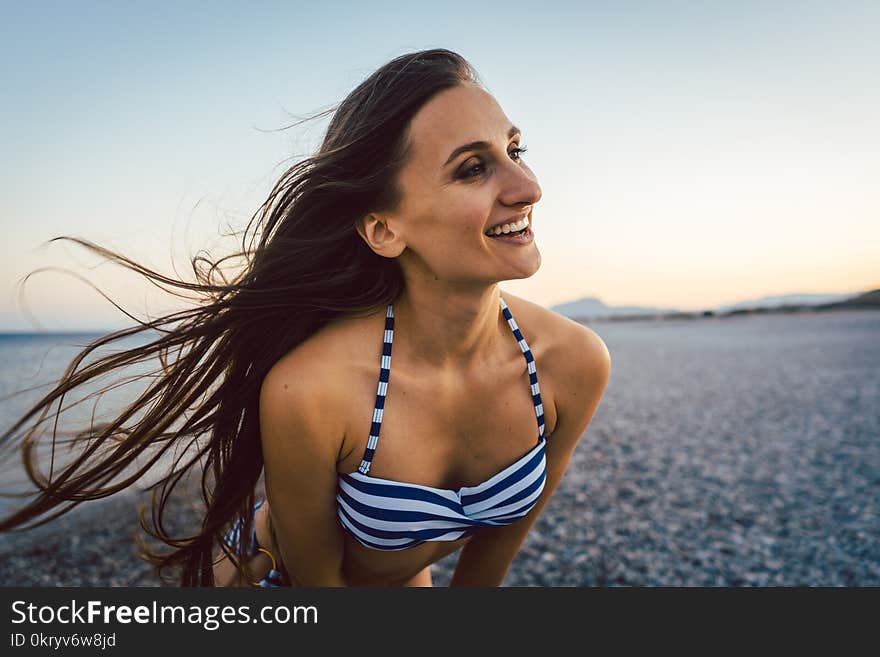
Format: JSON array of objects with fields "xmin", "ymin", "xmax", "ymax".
[
  {"xmin": 844, "ymin": 289, "xmax": 880, "ymax": 305},
  {"xmin": 549, "ymin": 296, "xmax": 680, "ymax": 320},
  {"xmin": 713, "ymin": 292, "xmax": 857, "ymax": 314},
  {"xmin": 551, "ymin": 289, "xmax": 875, "ymax": 321}
]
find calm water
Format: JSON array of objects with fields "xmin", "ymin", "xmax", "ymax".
[{"xmin": 0, "ymin": 330, "xmax": 162, "ymax": 509}]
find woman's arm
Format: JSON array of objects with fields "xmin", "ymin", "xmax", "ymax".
[
  {"xmin": 449, "ymin": 325, "xmax": 611, "ymax": 587},
  {"xmin": 257, "ymin": 352, "xmax": 351, "ymax": 587}
]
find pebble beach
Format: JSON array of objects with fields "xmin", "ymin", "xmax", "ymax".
[{"xmin": 1, "ymin": 309, "xmax": 878, "ymax": 586}]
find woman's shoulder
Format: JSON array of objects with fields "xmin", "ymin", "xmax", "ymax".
[
  {"xmin": 502, "ymin": 291, "xmax": 610, "ymax": 422},
  {"xmin": 259, "ymin": 306, "xmax": 387, "ymax": 455},
  {"xmin": 503, "ymin": 292, "xmax": 610, "ymax": 456},
  {"xmin": 501, "ymin": 291, "xmax": 609, "ymax": 363},
  {"xmin": 266, "ymin": 305, "xmax": 385, "ymax": 385}
]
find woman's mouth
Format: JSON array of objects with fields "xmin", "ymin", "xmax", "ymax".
[{"xmin": 485, "ymin": 225, "xmax": 533, "ymax": 245}]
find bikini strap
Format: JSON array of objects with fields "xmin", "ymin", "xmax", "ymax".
[
  {"xmin": 499, "ymin": 294, "xmax": 546, "ymax": 442},
  {"xmin": 357, "ymin": 303, "xmax": 395, "ymax": 475}
]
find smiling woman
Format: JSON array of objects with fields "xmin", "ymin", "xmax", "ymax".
[{"xmin": 0, "ymin": 48, "xmax": 610, "ymax": 587}]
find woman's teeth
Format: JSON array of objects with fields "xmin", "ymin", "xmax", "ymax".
[{"xmin": 485, "ymin": 217, "xmax": 530, "ymax": 236}]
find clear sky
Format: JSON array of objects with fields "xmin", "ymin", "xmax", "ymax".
[{"xmin": 2, "ymin": 0, "xmax": 877, "ymax": 331}]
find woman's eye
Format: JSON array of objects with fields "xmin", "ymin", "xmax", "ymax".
[
  {"xmin": 509, "ymin": 145, "xmax": 528, "ymax": 161},
  {"xmin": 461, "ymin": 162, "xmax": 485, "ymax": 178},
  {"xmin": 460, "ymin": 145, "xmax": 528, "ymax": 179}
]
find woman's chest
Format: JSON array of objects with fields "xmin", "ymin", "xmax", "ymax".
[
  {"xmin": 337, "ymin": 339, "xmax": 558, "ymax": 492},
  {"xmin": 335, "ymin": 351, "xmax": 558, "ymax": 582}
]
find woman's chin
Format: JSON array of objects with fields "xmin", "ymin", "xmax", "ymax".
[{"xmin": 497, "ymin": 253, "xmax": 541, "ymax": 281}]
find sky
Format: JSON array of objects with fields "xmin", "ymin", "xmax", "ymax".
[{"xmin": 1, "ymin": 0, "xmax": 877, "ymax": 331}]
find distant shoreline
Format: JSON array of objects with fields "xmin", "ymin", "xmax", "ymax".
[
  {"xmin": 2, "ymin": 291, "xmax": 877, "ymax": 335},
  {"xmin": 578, "ymin": 298, "xmax": 880, "ymax": 324}
]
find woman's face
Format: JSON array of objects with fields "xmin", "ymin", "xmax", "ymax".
[{"xmin": 365, "ymin": 82, "xmax": 543, "ymax": 286}]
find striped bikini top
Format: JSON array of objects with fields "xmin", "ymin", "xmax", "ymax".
[{"xmin": 336, "ymin": 294, "xmax": 548, "ymax": 552}]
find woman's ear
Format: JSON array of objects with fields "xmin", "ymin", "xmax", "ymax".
[{"xmin": 356, "ymin": 213, "xmax": 406, "ymax": 258}]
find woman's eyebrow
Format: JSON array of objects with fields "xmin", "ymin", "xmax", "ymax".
[{"xmin": 443, "ymin": 125, "xmax": 521, "ymax": 167}]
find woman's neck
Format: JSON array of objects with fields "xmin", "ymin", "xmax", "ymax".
[{"xmin": 391, "ymin": 283, "xmax": 507, "ymax": 371}]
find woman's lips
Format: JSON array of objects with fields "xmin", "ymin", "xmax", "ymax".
[{"xmin": 486, "ymin": 226, "xmax": 534, "ymax": 245}]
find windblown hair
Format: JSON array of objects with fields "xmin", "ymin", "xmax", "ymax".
[{"xmin": 0, "ymin": 48, "xmax": 481, "ymax": 585}]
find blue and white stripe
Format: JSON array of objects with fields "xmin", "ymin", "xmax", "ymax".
[
  {"xmin": 336, "ymin": 293, "xmax": 548, "ymax": 552},
  {"xmin": 223, "ymin": 499, "xmax": 284, "ymax": 587}
]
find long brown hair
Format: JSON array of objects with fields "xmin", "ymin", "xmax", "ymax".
[{"xmin": 0, "ymin": 48, "xmax": 481, "ymax": 585}]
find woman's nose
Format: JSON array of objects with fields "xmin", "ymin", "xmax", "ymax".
[{"xmin": 500, "ymin": 160, "xmax": 541, "ymax": 207}]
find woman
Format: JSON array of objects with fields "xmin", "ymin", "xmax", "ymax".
[{"xmin": 1, "ymin": 48, "xmax": 610, "ymax": 587}]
